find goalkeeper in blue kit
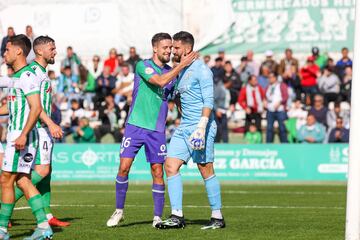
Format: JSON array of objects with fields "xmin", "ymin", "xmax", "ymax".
[{"xmin": 156, "ymin": 31, "xmax": 225, "ymax": 230}]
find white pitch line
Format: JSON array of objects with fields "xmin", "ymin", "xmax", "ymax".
[
  {"xmin": 13, "ymin": 204, "xmax": 344, "ymax": 211},
  {"xmin": 52, "ymin": 190, "xmax": 345, "ymax": 195}
]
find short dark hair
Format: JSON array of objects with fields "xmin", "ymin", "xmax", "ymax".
[
  {"xmin": 33, "ymin": 36, "xmax": 55, "ymax": 52},
  {"xmin": 215, "ymin": 57, "xmax": 223, "ymax": 62},
  {"xmin": 225, "ymin": 60, "xmax": 232, "ymax": 65},
  {"xmin": 8, "ymin": 34, "xmax": 31, "ymax": 57},
  {"xmin": 173, "ymin": 31, "xmax": 194, "ymax": 50},
  {"xmin": 151, "ymin": 33, "xmax": 172, "ymax": 46},
  {"xmin": 342, "ymin": 47, "xmax": 349, "ymax": 52}
]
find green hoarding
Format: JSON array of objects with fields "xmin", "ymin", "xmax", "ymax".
[
  {"xmin": 201, "ymin": 0, "xmax": 355, "ymax": 54},
  {"xmin": 51, "ymin": 144, "xmax": 348, "ymax": 181}
]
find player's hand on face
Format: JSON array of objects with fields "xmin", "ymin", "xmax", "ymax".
[
  {"xmin": 179, "ymin": 51, "xmax": 199, "ymax": 67},
  {"xmin": 189, "ymin": 127, "xmax": 206, "ymax": 150},
  {"xmin": 14, "ymin": 134, "xmax": 27, "ymax": 150}
]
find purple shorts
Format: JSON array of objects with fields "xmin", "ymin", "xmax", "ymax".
[{"xmin": 120, "ymin": 124, "xmax": 166, "ymax": 164}]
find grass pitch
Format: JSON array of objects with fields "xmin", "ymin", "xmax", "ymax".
[{"xmin": 10, "ymin": 183, "xmax": 346, "ymax": 240}]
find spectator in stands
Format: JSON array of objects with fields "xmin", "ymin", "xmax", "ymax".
[
  {"xmin": 311, "ymin": 47, "xmax": 327, "ymax": 69},
  {"xmin": 25, "ymin": 25, "xmax": 36, "ymax": 63},
  {"xmin": 341, "ymin": 66, "xmax": 352, "ymax": 102},
  {"xmin": 317, "ymin": 66, "xmax": 341, "ymax": 104},
  {"xmin": 265, "ymin": 72, "xmax": 288, "ymax": 143},
  {"xmin": 300, "ymin": 56, "xmax": 320, "ymax": 96},
  {"xmin": 94, "ymin": 94, "xmax": 122, "ymax": 143},
  {"xmin": 237, "ymin": 56, "xmax": 253, "ymax": 84},
  {"xmin": 88, "ymin": 55, "xmax": 103, "ymax": 79},
  {"xmin": 51, "ymin": 102, "xmax": 62, "ymax": 126},
  {"xmin": 73, "ymin": 117, "xmax": 96, "ymax": 143},
  {"xmin": 61, "ymin": 46, "xmax": 81, "ymax": 78},
  {"xmin": 297, "ymin": 114, "xmax": 326, "ymax": 143},
  {"xmin": 278, "ymin": 48, "xmax": 299, "ymax": 77},
  {"xmin": 244, "ymin": 123, "xmax": 262, "ymax": 144},
  {"xmin": 246, "ymin": 50, "xmax": 259, "ymax": 76},
  {"xmin": 328, "ymin": 117, "xmax": 349, "ymax": 143},
  {"xmin": 104, "ymin": 48, "xmax": 119, "ymax": 75},
  {"xmin": 238, "ymin": 75, "xmax": 265, "ymax": 132},
  {"xmin": 116, "ymin": 54, "xmax": 125, "ymax": 71},
  {"xmin": 336, "ymin": 47, "xmax": 352, "ymax": 79},
  {"xmin": 258, "ymin": 65, "xmax": 270, "ymax": 89},
  {"xmin": 203, "ymin": 55, "xmax": 211, "ymax": 66},
  {"xmin": 57, "ymin": 66, "xmax": 80, "ymax": 100},
  {"xmin": 126, "ymin": 47, "xmax": 142, "ymax": 72},
  {"xmin": 282, "ymin": 64, "xmax": 301, "ymax": 100},
  {"xmin": 211, "ymin": 57, "xmax": 225, "ymax": 83},
  {"xmin": 48, "ymin": 70, "xmax": 58, "ymax": 95},
  {"xmin": 218, "ymin": 48, "xmax": 226, "ymax": 65},
  {"xmin": 327, "ymin": 102, "xmax": 350, "ymax": 130},
  {"xmin": 112, "ymin": 64, "xmax": 134, "ymax": 104},
  {"xmin": 1, "ymin": 27, "xmax": 15, "ymax": 58},
  {"xmin": 214, "ymin": 76, "xmax": 230, "ymax": 143},
  {"xmin": 287, "ymin": 99, "xmax": 308, "ymax": 130},
  {"xmin": 79, "ymin": 65, "xmax": 96, "ymax": 106},
  {"xmin": 63, "ymin": 99, "xmax": 85, "ymax": 138},
  {"xmin": 95, "ymin": 66, "xmax": 117, "ymax": 104},
  {"xmin": 260, "ymin": 50, "xmax": 278, "ymax": 75},
  {"xmin": 224, "ymin": 60, "xmax": 241, "ymax": 106},
  {"xmin": 309, "ymin": 94, "xmax": 328, "ymax": 128}
]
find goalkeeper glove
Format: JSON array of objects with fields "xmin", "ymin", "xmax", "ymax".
[{"xmin": 189, "ymin": 117, "xmax": 208, "ymax": 150}]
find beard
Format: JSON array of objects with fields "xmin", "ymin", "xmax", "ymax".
[
  {"xmin": 172, "ymin": 54, "xmax": 181, "ymax": 63},
  {"xmin": 158, "ymin": 54, "xmax": 170, "ymax": 64},
  {"xmin": 47, "ymin": 58, "xmax": 55, "ymax": 64}
]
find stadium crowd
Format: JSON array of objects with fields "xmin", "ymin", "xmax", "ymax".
[{"xmin": 0, "ymin": 26, "xmax": 353, "ymax": 144}]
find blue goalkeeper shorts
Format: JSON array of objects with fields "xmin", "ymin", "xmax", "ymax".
[{"xmin": 167, "ymin": 121, "xmax": 217, "ymax": 164}]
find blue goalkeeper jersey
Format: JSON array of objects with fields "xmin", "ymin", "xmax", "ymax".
[{"xmin": 175, "ymin": 59, "xmax": 214, "ymax": 128}]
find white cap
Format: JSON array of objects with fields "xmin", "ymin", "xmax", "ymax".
[{"xmin": 265, "ymin": 50, "xmax": 273, "ymax": 57}]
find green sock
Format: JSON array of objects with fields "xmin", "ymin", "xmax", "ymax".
[
  {"xmin": 37, "ymin": 174, "xmax": 51, "ymax": 214},
  {"xmin": 15, "ymin": 171, "xmax": 44, "ymax": 202},
  {"xmin": 0, "ymin": 203, "xmax": 15, "ymax": 228},
  {"xmin": 28, "ymin": 194, "xmax": 47, "ymax": 224}
]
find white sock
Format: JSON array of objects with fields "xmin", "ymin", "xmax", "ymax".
[
  {"xmin": 46, "ymin": 213, "xmax": 53, "ymax": 220},
  {"xmin": 38, "ymin": 221, "xmax": 50, "ymax": 229},
  {"xmin": 171, "ymin": 209, "xmax": 183, "ymax": 217},
  {"xmin": 116, "ymin": 209, "xmax": 123, "ymax": 214},
  {"xmin": 211, "ymin": 210, "xmax": 223, "ymax": 219},
  {"xmin": 0, "ymin": 226, "xmax": 7, "ymax": 233}
]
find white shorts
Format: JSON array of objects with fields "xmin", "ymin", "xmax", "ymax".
[
  {"xmin": 2, "ymin": 129, "xmax": 38, "ymax": 174},
  {"xmin": 35, "ymin": 127, "xmax": 54, "ymax": 166}
]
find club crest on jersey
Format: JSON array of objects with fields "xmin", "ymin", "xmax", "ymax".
[{"xmin": 145, "ymin": 67, "xmax": 154, "ymax": 75}]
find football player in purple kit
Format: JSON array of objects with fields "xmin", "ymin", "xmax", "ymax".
[{"xmin": 106, "ymin": 33, "xmax": 197, "ymax": 228}]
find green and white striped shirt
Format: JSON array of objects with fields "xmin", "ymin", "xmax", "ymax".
[
  {"xmin": 7, "ymin": 66, "xmax": 40, "ymax": 131},
  {"xmin": 29, "ymin": 61, "xmax": 52, "ymax": 128}
]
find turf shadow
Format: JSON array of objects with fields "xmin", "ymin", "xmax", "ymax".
[
  {"xmin": 186, "ymin": 219, "xmax": 209, "ymax": 226},
  {"xmin": 115, "ymin": 220, "xmax": 153, "ymax": 227}
]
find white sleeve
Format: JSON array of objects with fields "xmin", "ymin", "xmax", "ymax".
[{"xmin": 20, "ymin": 71, "xmax": 40, "ymax": 96}]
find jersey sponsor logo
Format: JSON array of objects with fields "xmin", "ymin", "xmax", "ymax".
[
  {"xmin": 23, "ymin": 153, "xmax": 34, "ymax": 163},
  {"xmin": 145, "ymin": 67, "xmax": 154, "ymax": 75},
  {"xmin": 29, "ymin": 84, "xmax": 36, "ymax": 90}
]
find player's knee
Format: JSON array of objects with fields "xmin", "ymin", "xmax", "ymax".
[
  {"xmin": 119, "ymin": 166, "xmax": 131, "ymax": 176},
  {"xmin": 164, "ymin": 162, "xmax": 178, "ymax": 177},
  {"xmin": 15, "ymin": 174, "xmax": 31, "ymax": 190},
  {"xmin": 151, "ymin": 168, "xmax": 163, "ymax": 180},
  {"xmin": 0, "ymin": 173, "xmax": 11, "ymax": 187},
  {"xmin": 34, "ymin": 165, "xmax": 50, "ymax": 177}
]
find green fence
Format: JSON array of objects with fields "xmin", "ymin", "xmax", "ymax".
[{"xmin": 51, "ymin": 144, "xmax": 348, "ymax": 181}]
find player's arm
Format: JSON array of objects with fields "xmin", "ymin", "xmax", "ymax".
[
  {"xmin": 139, "ymin": 52, "xmax": 198, "ymax": 88},
  {"xmin": 14, "ymin": 93, "xmax": 42, "ymax": 150},
  {"xmin": 0, "ymin": 104, "xmax": 8, "ymax": 115},
  {"xmin": 39, "ymin": 111, "xmax": 63, "ymax": 139},
  {"xmin": 189, "ymin": 65, "xmax": 214, "ymax": 150}
]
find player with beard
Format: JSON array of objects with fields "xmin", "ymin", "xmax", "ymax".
[
  {"xmin": 106, "ymin": 33, "xmax": 197, "ymax": 228},
  {"xmin": 156, "ymin": 31, "xmax": 225, "ymax": 230}
]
